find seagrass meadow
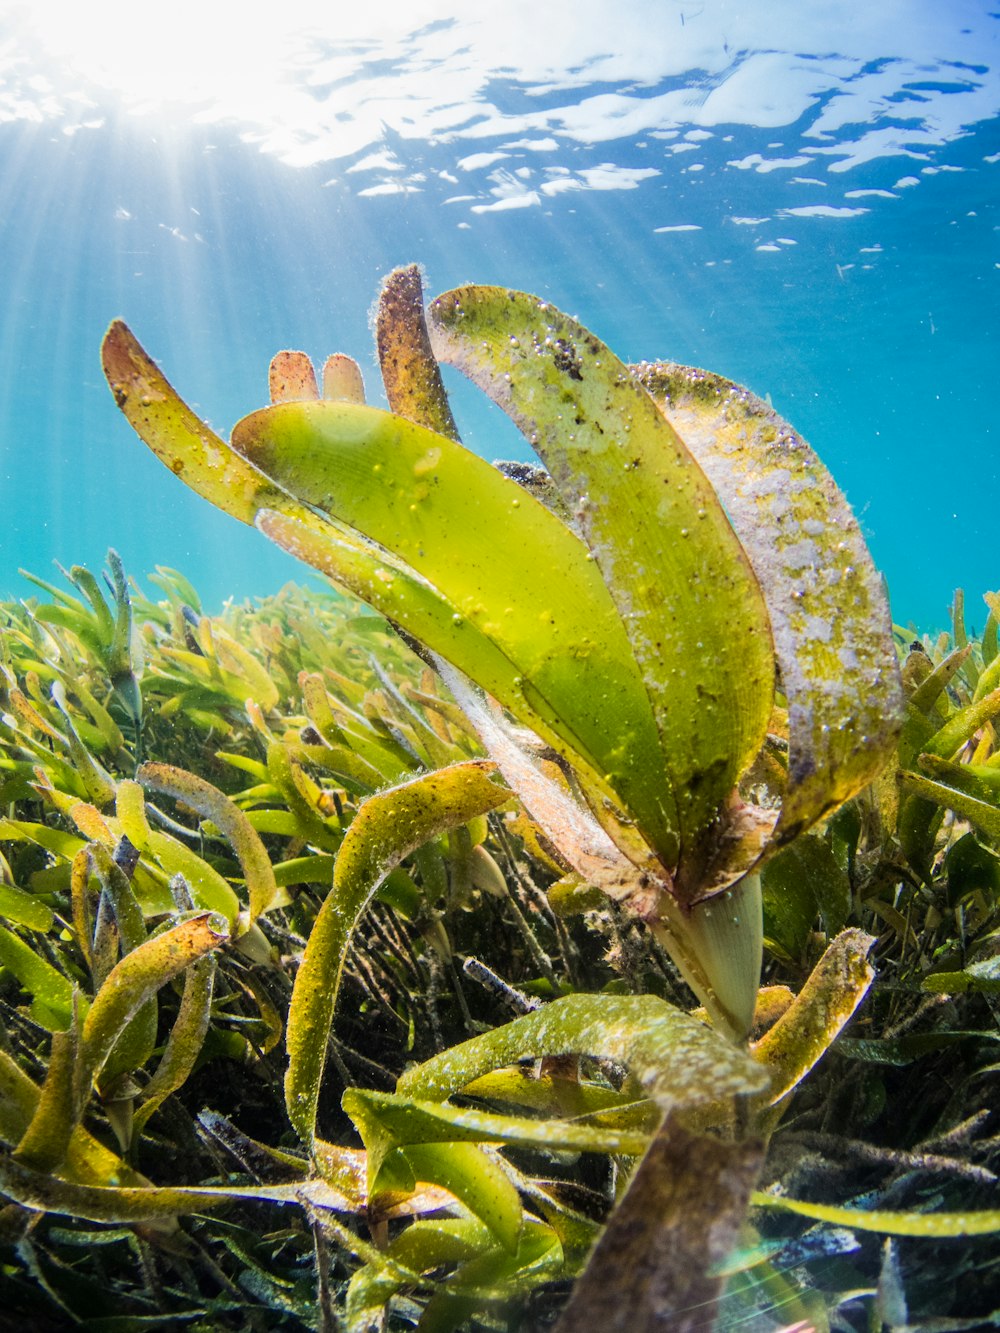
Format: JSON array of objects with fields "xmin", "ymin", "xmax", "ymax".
[{"xmin": 0, "ymin": 265, "xmax": 999, "ymax": 1332}]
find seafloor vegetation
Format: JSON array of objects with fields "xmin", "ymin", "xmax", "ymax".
[{"xmin": 1, "ymin": 269, "xmax": 999, "ymax": 1330}]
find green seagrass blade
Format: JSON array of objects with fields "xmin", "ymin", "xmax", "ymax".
[
  {"xmin": 632, "ymin": 362, "xmax": 903, "ymax": 841},
  {"xmin": 426, "ymin": 287, "xmax": 775, "ymax": 892},
  {"xmin": 231, "ymin": 398, "xmax": 678, "ymax": 868},
  {"xmin": 99, "ymin": 322, "xmax": 644, "ymax": 823}
]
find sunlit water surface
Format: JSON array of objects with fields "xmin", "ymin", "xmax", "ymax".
[{"xmin": 0, "ymin": 0, "xmax": 997, "ymax": 631}]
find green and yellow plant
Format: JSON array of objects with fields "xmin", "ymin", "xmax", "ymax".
[
  {"xmin": 95, "ymin": 264, "xmax": 916, "ymax": 1324},
  {"xmin": 101, "ymin": 266, "xmax": 903, "ymax": 1040},
  {"xmin": 2, "ymin": 556, "xmax": 1000, "ymax": 1329},
  {"xmin": 2, "ymin": 265, "xmax": 999, "ymax": 1330}
]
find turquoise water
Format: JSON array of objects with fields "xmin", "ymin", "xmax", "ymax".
[{"xmin": 0, "ymin": 1, "xmax": 996, "ymax": 630}]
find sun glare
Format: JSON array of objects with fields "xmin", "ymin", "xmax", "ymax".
[{"xmin": 5, "ymin": 0, "xmax": 450, "ymax": 119}]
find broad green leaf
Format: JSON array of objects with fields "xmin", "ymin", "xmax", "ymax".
[
  {"xmin": 397, "ymin": 992, "xmax": 768, "ymax": 1113},
  {"xmin": 752, "ymin": 1192, "xmax": 1000, "ymax": 1237},
  {"xmin": 101, "ymin": 321, "xmax": 613, "ymax": 797},
  {"xmin": 233, "ymin": 399, "xmax": 673, "ymax": 866},
  {"xmin": 258, "ymin": 508, "xmax": 614, "ymax": 795},
  {"xmin": 272, "ymin": 854, "xmax": 335, "ymax": 886},
  {"xmin": 631, "ymin": 361, "xmax": 903, "ymax": 845},
  {"xmin": 285, "ymin": 761, "xmax": 510, "ymax": 1146},
  {"xmin": 244, "ymin": 809, "xmax": 301, "ymax": 838},
  {"xmin": 761, "ymin": 834, "xmax": 851, "ymax": 963},
  {"xmin": 428, "ymin": 287, "xmax": 775, "ymax": 885}
]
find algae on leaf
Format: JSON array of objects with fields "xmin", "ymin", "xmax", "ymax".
[
  {"xmin": 2, "ymin": 546, "xmax": 997, "ymax": 1331},
  {"xmin": 426, "ymin": 286, "xmax": 776, "ymax": 886},
  {"xmin": 81, "ymin": 266, "xmax": 934, "ymax": 1332},
  {"xmin": 100, "ymin": 268, "xmax": 902, "ymax": 1048}
]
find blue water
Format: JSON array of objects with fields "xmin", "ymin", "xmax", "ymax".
[{"xmin": 0, "ymin": 1, "xmax": 997, "ymax": 631}]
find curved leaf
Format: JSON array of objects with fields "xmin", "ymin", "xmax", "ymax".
[
  {"xmin": 233, "ymin": 400, "xmax": 672, "ymax": 864},
  {"xmin": 397, "ymin": 992, "xmax": 769, "ymax": 1113},
  {"xmin": 102, "ymin": 321, "xmax": 299, "ymax": 527},
  {"xmin": 631, "ymin": 361, "xmax": 903, "ymax": 843},
  {"xmin": 284, "ymin": 760, "xmax": 510, "ymax": 1146},
  {"xmin": 102, "ymin": 322, "xmax": 542, "ymax": 757},
  {"xmin": 117, "ymin": 778, "xmax": 240, "ymax": 921},
  {"xmin": 752, "ymin": 928, "xmax": 875, "ymax": 1105},
  {"xmin": 77, "ymin": 912, "xmax": 229, "ymax": 1100},
  {"xmin": 0, "ymin": 1049, "xmax": 148, "ymax": 1189},
  {"xmin": 399, "ymin": 1142, "xmax": 523, "ymax": 1255},
  {"xmin": 427, "ymin": 287, "xmax": 775, "ymax": 884},
  {"xmin": 14, "ymin": 1004, "xmax": 82, "ymax": 1171},
  {"xmin": 133, "ymin": 954, "xmax": 216, "ymax": 1132},
  {"xmin": 138, "ymin": 762, "xmax": 279, "ymax": 922},
  {"xmin": 901, "ymin": 770, "xmax": 1000, "ymax": 841}
]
